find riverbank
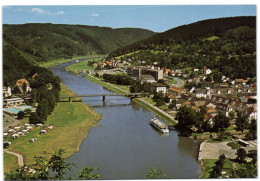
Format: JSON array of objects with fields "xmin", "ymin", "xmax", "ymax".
[
  {"xmin": 65, "ymin": 58, "xmax": 177, "ymax": 125},
  {"xmin": 4, "ymin": 84, "xmax": 101, "ymax": 174}
]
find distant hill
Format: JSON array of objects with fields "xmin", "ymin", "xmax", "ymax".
[
  {"xmin": 108, "ymin": 16, "xmax": 256, "ymax": 79},
  {"xmin": 3, "ymin": 23, "xmax": 155, "ymax": 62}
]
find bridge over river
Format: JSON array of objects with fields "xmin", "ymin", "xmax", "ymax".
[{"xmin": 60, "ymin": 93, "xmax": 149, "ymax": 102}]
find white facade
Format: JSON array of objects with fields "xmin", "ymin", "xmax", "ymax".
[
  {"xmin": 156, "ymin": 87, "xmax": 167, "ymax": 94},
  {"xmin": 3, "ymin": 87, "xmax": 12, "ymax": 97}
]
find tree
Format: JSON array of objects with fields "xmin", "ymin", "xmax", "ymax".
[
  {"xmin": 246, "ymin": 119, "xmax": 257, "ymax": 140},
  {"xmin": 76, "ymin": 167, "xmax": 100, "ymax": 180},
  {"xmin": 236, "ymin": 148, "xmax": 247, "ymax": 163},
  {"xmin": 24, "ymin": 108, "xmax": 31, "ymax": 116},
  {"xmin": 5, "ymin": 148, "xmax": 100, "ymax": 180},
  {"xmin": 236, "ymin": 112, "xmax": 249, "ymax": 133},
  {"xmin": 36, "ymin": 100, "xmax": 49, "ymax": 121},
  {"xmin": 228, "ymin": 111, "xmax": 237, "ymax": 120},
  {"xmin": 155, "ymin": 99, "xmax": 165, "ymax": 106},
  {"xmin": 29, "ymin": 112, "xmax": 40, "ymax": 124},
  {"xmin": 13, "ymin": 86, "xmax": 21, "ymax": 94},
  {"xmin": 231, "ymin": 163, "xmax": 257, "ymax": 178},
  {"xmin": 212, "ymin": 113, "xmax": 230, "ymax": 132},
  {"xmin": 48, "ymin": 149, "xmax": 71, "ymax": 180},
  {"xmin": 146, "ymin": 167, "xmax": 173, "ymax": 179},
  {"xmin": 17, "ymin": 111, "xmax": 25, "ymax": 119},
  {"xmin": 176, "ymin": 106, "xmax": 197, "ymax": 133}
]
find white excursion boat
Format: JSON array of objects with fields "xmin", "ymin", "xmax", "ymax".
[{"xmin": 150, "ymin": 117, "xmax": 169, "ymax": 134}]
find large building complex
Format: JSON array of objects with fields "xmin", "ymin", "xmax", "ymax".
[{"xmin": 126, "ymin": 66, "xmax": 163, "ymax": 81}]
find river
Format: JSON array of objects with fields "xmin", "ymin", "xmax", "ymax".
[{"xmin": 50, "ymin": 59, "xmax": 201, "ymax": 179}]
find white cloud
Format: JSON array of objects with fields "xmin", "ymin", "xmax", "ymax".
[
  {"xmin": 32, "ymin": 8, "xmax": 46, "ymax": 14},
  {"xmin": 91, "ymin": 13, "xmax": 99, "ymax": 17},
  {"xmin": 31, "ymin": 8, "xmax": 64, "ymax": 15}
]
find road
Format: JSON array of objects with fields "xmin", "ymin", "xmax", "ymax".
[
  {"xmin": 172, "ymin": 77, "xmax": 185, "ymax": 88},
  {"xmin": 3, "ymin": 113, "xmax": 24, "ymax": 132},
  {"xmin": 137, "ymin": 98, "xmax": 178, "ymax": 124},
  {"xmin": 5, "ymin": 150, "xmax": 24, "ymax": 167}
]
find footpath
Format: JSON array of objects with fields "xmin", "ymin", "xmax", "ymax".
[{"xmin": 5, "ymin": 150, "xmax": 24, "ymax": 167}]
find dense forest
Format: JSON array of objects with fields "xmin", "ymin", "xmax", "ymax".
[
  {"xmin": 108, "ymin": 16, "xmax": 256, "ymax": 79},
  {"xmin": 3, "ymin": 23, "xmax": 155, "ymax": 62}
]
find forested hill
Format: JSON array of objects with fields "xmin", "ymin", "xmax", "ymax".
[
  {"xmin": 3, "ymin": 23, "xmax": 155, "ymax": 62},
  {"xmin": 108, "ymin": 16, "xmax": 256, "ymax": 79}
]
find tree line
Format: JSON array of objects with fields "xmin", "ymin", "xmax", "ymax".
[{"xmin": 3, "ymin": 23, "xmax": 155, "ymax": 62}]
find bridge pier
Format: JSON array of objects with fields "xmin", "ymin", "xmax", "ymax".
[{"xmin": 102, "ymin": 96, "xmax": 106, "ymax": 102}]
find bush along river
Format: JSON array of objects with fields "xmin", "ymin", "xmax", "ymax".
[{"xmin": 50, "ymin": 59, "xmax": 202, "ymax": 179}]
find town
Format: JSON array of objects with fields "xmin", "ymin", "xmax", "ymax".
[{"xmin": 2, "ymin": 9, "xmax": 257, "ymax": 180}]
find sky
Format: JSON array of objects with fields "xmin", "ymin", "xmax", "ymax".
[{"xmin": 2, "ymin": 5, "xmax": 256, "ymax": 32}]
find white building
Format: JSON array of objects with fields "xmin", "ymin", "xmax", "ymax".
[
  {"xmin": 151, "ymin": 83, "xmax": 167, "ymax": 94},
  {"xmin": 3, "ymin": 86, "xmax": 12, "ymax": 97}
]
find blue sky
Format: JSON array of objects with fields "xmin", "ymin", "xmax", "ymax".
[{"xmin": 2, "ymin": 5, "xmax": 256, "ymax": 32}]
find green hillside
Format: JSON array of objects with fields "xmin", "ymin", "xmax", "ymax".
[
  {"xmin": 108, "ymin": 16, "xmax": 256, "ymax": 79},
  {"xmin": 3, "ymin": 23, "xmax": 155, "ymax": 62}
]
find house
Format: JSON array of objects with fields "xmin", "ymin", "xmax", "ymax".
[
  {"xmin": 127, "ymin": 66, "xmax": 163, "ymax": 81},
  {"xmin": 195, "ymin": 89, "xmax": 207, "ymax": 98},
  {"xmin": 97, "ymin": 62, "xmax": 106, "ymax": 68},
  {"xmin": 16, "ymin": 79, "xmax": 31, "ymax": 92},
  {"xmin": 3, "ymin": 86, "xmax": 12, "ymax": 97},
  {"xmin": 165, "ymin": 93, "xmax": 176, "ymax": 103},
  {"xmin": 150, "ymin": 83, "xmax": 167, "ymax": 94},
  {"xmin": 169, "ymin": 86, "xmax": 184, "ymax": 95},
  {"xmin": 3, "ymin": 98, "xmax": 24, "ymax": 107}
]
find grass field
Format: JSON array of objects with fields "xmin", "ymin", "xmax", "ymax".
[
  {"xmin": 200, "ymin": 158, "xmax": 233, "ymax": 178},
  {"xmin": 3, "ymin": 153, "xmax": 18, "ymax": 174},
  {"xmin": 168, "ymin": 79, "xmax": 177, "ymax": 85},
  {"xmin": 39, "ymin": 55, "xmax": 105, "ymax": 69},
  {"xmin": 4, "ymin": 84, "xmax": 101, "ymax": 172}
]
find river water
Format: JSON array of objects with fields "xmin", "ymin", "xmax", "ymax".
[{"xmin": 50, "ymin": 60, "xmax": 201, "ymax": 179}]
